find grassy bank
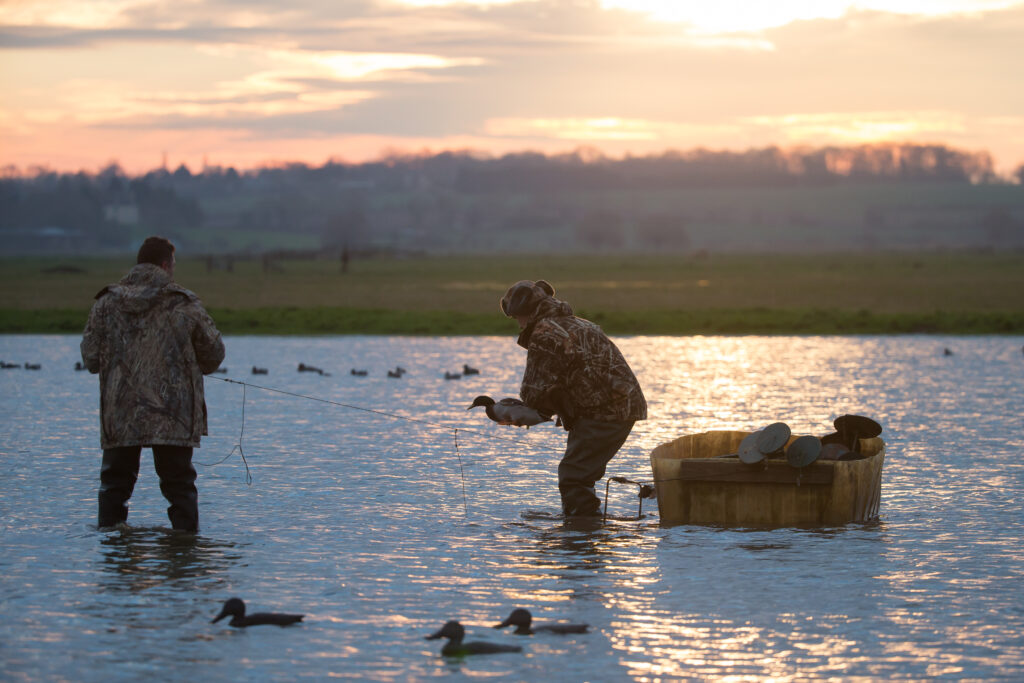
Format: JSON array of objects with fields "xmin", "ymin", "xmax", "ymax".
[
  {"xmin": 2, "ymin": 251, "xmax": 1022, "ymax": 334},
  {"xmin": 3, "ymin": 306, "xmax": 1021, "ymax": 335}
]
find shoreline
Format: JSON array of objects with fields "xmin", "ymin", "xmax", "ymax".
[{"xmin": 3, "ymin": 307, "xmax": 1021, "ymax": 335}]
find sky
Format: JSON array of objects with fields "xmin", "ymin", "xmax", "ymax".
[{"xmin": 1, "ymin": 0, "xmax": 1022, "ymax": 175}]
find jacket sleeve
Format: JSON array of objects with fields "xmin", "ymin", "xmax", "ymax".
[
  {"xmin": 191, "ymin": 305, "xmax": 226, "ymax": 375},
  {"xmin": 80, "ymin": 300, "xmax": 105, "ymax": 374},
  {"xmin": 519, "ymin": 328, "xmax": 566, "ymax": 414}
]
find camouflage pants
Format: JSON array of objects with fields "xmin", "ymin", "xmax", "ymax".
[
  {"xmin": 98, "ymin": 445, "xmax": 198, "ymax": 531},
  {"xmin": 558, "ymin": 418, "xmax": 635, "ymax": 516}
]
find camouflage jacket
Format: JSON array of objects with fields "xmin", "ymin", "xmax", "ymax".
[
  {"xmin": 81, "ymin": 263, "xmax": 225, "ymax": 449},
  {"xmin": 518, "ymin": 296, "xmax": 647, "ymax": 424}
]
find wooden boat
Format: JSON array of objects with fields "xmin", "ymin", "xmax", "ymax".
[{"xmin": 649, "ymin": 430, "xmax": 885, "ymax": 526}]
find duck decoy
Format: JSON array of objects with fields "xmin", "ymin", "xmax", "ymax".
[
  {"xmin": 425, "ymin": 620, "xmax": 522, "ymax": 656},
  {"xmin": 444, "ymin": 372, "xmax": 461, "ymax": 380},
  {"xmin": 468, "ymin": 396, "xmax": 551, "ymax": 428},
  {"xmin": 0, "ymin": 361, "xmax": 20, "ymax": 369},
  {"xmin": 462, "ymin": 364, "xmax": 480, "ymax": 375},
  {"xmin": 211, "ymin": 597, "xmax": 303, "ymax": 628},
  {"xmin": 213, "ymin": 367, "xmax": 227, "ymax": 374},
  {"xmin": 74, "ymin": 361, "xmax": 86, "ymax": 371},
  {"xmin": 944, "ymin": 347, "xmax": 954, "ymax": 356},
  {"xmin": 786, "ymin": 435, "xmax": 822, "ymax": 469},
  {"xmin": 350, "ymin": 368, "xmax": 368, "ymax": 376},
  {"xmin": 252, "ymin": 366, "xmax": 268, "ymax": 375},
  {"xmin": 298, "ymin": 363, "xmax": 329, "ymax": 376},
  {"xmin": 24, "ymin": 363, "xmax": 41, "ymax": 370},
  {"xmin": 493, "ymin": 608, "xmax": 589, "ymax": 635},
  {"xmin": 387, "ymin": 369, "xmax": 403, "ymax": 378},
  {"xmin": 833, "ymin": 414, "xmax": 882, "ymax": 453}
]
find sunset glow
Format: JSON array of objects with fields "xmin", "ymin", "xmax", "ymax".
[{"xmin": 1, "ymin": 0, "xmax": 1022, "ymax": 174}]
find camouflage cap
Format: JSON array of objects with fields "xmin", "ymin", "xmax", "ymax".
[{"xmin": 500, "ymin": 280, "xmax": 555, "ymax": 317}]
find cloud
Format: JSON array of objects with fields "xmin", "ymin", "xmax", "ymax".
[{"xmin": 2, "ymin": 0, "xmax": 1023, "ymax": 172}]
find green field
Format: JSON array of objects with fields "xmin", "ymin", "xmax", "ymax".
[{"xmin": 2, "ymin": 251, "xmax": 1022, "ymax": 334}]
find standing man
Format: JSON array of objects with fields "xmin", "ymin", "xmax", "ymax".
[
  {"xmin": 501, "ymin": 280, "xmax": 647, "ymax": 517},
  {"xmin": 82, "ymin": 236, "xmax": 225, "ymax": 531}
]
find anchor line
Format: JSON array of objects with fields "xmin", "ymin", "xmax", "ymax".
[
  {"xmin": 202, "ymin": 375, "xmax": 649, "ymax": 518},
  {"xmin": 195, "ymin": 382, "xmax": 253, "ymax": 485},
  {"xmin": 206, "ymin": 375, "xmax": 559, "ymax": 450},
  {"xmin": 453, "ymin": 429, "xmax": 468, "ymax": 517}
]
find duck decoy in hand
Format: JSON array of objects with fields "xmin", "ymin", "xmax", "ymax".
[
  {"xmin": 493, "ymin": 608, "xmax": 589, "ymax": 635},
  {"xmin": 425, "ymin": 620, "xmax": 522, "ymax": 656},
  {"xmin": 468, "ymin": 396, "xmax": 551, "ymax": 428},
  {"xmin": 462, "ymin": 364, "xmax": 480, "ymax": 375},
  {"xmin": 211, "ymin": 597, "xmax": 304, "ymax": 628}
]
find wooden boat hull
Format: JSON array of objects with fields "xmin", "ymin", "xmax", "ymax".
[{"xmin": 649, "ymin": 430, "xmax": 885, "ymax": 527}]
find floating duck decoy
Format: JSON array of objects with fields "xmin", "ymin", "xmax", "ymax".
[
  {"xmin": 211, "ymin": 597, "xmax": 303, "ymax": 628},
  {"xmin": 74, "ymin": 361, "xmax": 86, "ymax": 371},
  {"xmin": 298, "ymin": 363, "xmax": 329, "ymax": 376},
  {"xmin": 24, "ymin": 363, "xmax": 41, "ymax": 370},
  {"xmin": 252, "ymin": 366, "xmax": 268, "ymax": 375},
  {"xmin": 212, "ymin": 367, "xmax": 227, "ymax": 374},
  {"xmin": 944, "ymin": 347, "xmax": 954, "ymax": 356},
  {"xmin": 0, "ymin": 361, "xmax": 20, "ymax": 369},
  {"xmin": 350, "ymin": 368, "xmax": 368, "ymax": 376},
  {"xmin": 387, "ymin": 369, "xmax": 403, "ymax": 378},
  {"xmin": 462, "ymin": 364, "xmax": 480, "ymax": 375},
  {"xmin": 468, "ymin": 396, "xmax": 551, "ymax": 428},
  {"xmin": 425, "ymin": 620, "xmax": 522, "ymax": 656},
  {"xmin": 444, "ymin": 372, "xmax": 461, "ymax": 380},
  {"xmin": 493, "ymin": 608, "xmax": 589, "ymax": 635}
]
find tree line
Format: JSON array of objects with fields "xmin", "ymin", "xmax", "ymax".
[{"xmin": 0, "ymin": 143, "xmax": 1020, "ymax": 253}]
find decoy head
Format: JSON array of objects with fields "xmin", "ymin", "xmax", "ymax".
[
  {"xmin": 468, "ymin": 395, "xmax": 495, "ymax": 410},
  {"xmin": 494, "ymin": 608, "xmax": 532, "ymax": 629},
  {"xmin": 426, "ymin": 620, "xmax": 464, "ymax": 641},
  {"xmin": 212, "ymin": 597, "xmax": 246, "ymax": 623}
]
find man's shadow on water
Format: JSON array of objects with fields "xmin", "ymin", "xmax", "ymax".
[{"xmin": 96, "ymin": 525, "xmax": 245, "ymax": 594}]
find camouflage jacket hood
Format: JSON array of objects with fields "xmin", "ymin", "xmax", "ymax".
[
  {"xmin": 518, "ymin": 296, "xmax": 647, "ymax": 423},
  {"xmin": 81, "ymin": 264, "xmax": 225, "ymax": 449}
]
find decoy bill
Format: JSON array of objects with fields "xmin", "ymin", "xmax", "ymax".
[
  {"xmin": 493, "ymin": 608, "xmax": 589, "ymax": 635},
  {"xmin": 468, "ymin": 396, "xmax": 552, "ymax": 427},
  {"xmin": 211, "ymin": 597, "xmax": 304, "ymax": 628},
  {"xmin": 425, "ymin": 620, "xmax": 523, "ymax": 656}
]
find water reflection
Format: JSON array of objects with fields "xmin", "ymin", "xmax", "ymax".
[{"xmin": 97, "ymin": 527, "xmax": 243, "ymax": 593}]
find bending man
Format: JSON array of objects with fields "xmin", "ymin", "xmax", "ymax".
[
  {"xmin": 82, "ymin": 236, "xmax": 225, "ymax": 531},
  {"xmin": 501, "ymin": 280, "xmax": 647, "ymax": 517}
]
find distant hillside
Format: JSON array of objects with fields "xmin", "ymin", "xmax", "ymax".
[{"xmin": 2, "ymin": 144, "xmax": 1023, "ymax": 255}]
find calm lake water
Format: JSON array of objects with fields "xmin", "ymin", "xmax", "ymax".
[{"xmin": 1, "ymin": 334, "xmax": 1023, "ymax": 681}]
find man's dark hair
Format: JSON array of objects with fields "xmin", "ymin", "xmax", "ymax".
[{"xmin": 137, "ymin": 236, "xmax": 175, "ymax": 266}]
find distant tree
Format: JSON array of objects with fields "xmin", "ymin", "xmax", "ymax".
[
  {"xmin": 636, "ymin": 213, "xmax": 690, "ymax": 250},
  {"xmin": 575, "ymin": 210, "xmax": 624, "ymax": 249}
]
